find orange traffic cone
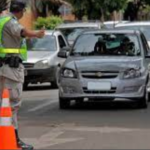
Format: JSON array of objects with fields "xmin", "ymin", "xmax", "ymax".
[{"xmin": 0, "ymin": 89, "xmax": 20, "ymax": 150}]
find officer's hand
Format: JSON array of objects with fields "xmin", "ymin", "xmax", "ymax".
[{"xmin": 36, "ymin": 30, "xmax": 45, "ymax": 38}]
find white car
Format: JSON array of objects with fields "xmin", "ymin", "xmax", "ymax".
[
  {"xmin": 56, "ymin": 22, "xmax": 102, "ymax": 46},
  {"xmin": 23, "ymin": 30, "xmax": 70, "ymax": 89},
  {"xmin": 104, "ymin": 20, "xmax": 129, "ymax": 29},
  {"xmin": 115, "ymin": 22, "xmax": 150, "ymax": 47}
]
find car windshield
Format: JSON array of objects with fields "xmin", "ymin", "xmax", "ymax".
[
  {"xmin": 58, "ymin": 27, "xmax": 97, "ymax": 42},
  {"xmin": 71, "ymin": 33, "xmax": 140, "ymax": 57},
  {"xmin": 27, "ymin": 35, "xmax": 57, "ymax": 51},
  {"xmin": 116, "ymin": 26, "xmax": 150, "ymax": 41}
]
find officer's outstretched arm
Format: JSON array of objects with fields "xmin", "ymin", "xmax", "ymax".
[{"xmin": 21, "ymin": 28, "xmax": 45, "ymax": 38}]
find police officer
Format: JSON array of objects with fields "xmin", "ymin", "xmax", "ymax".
[{"xmin": 0, "ymin": 0, "xmax": 45, "ymax": 149}]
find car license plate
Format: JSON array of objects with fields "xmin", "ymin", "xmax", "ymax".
[{"xmin": 87, "ymin": 82, "xmax": 111, "ymax": 90}]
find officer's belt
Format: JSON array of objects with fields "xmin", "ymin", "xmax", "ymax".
[
  {"xmin": 0, "ymin": 48, "xmax": 26, "ymax": 53},
  {"xmin": 0, "ymin": 56, "xmax": 23, "ymax": 68}
]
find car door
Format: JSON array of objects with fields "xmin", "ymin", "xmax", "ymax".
[{"xmin": 141, "ymin": 33, "xmax": 150, "ymax": 69}]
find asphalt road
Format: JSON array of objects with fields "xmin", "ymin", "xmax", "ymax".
[{"xmin": 19, "ymin": 84, "xmax": 150, "ymax": 149}]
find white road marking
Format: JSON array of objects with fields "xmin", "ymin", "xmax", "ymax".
[
  {"xmin": 23, "ymin": 130, "xmax": 84, "ymax": 148},
  {"xmin": 22, "ymin": 124, "xmax": 140, "ymax": 148},
  {"xmin": 28, "ymin": 100, "xmax": 57, "ymax": 112},
  {"xmin": 55, "ymin": 123, "xmax": 140, "ymax": 133},
  {"xmin": 62, "ymin": 126, "xmax": 139, "ymax": 133}
]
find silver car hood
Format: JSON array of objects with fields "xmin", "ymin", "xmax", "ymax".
[
  {"xmin": 27, "ymin": 51, "xmax": 55, "ymax": 63},
  {"xmin": 66, "ymin": 56, "xmax": 142, "ymax": 71}
]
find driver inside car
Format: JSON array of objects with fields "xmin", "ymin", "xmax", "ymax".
[{"xmin": 118, "ymin": 37, "xmax": 135, "ymax": 55}]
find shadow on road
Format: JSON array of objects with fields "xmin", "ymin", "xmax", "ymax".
[
  {"xmin": 23, "ymin": 85, "xmax": 58, "ymax": 91},
  {"xmin": 21, "ymin": 98, "xmax": 150, "ymax": 128},
  {"xmin": 64, "ymin": 101, "xmax": 144, "ymax": 111}
]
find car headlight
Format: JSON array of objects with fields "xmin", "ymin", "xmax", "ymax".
[
  {"xmin": 122, "ymin": 68, "xmax": 142, "ymax": 79},
  {"xmin": 34, "ymin": 59, "xmax": 49, "ymax": 69},
  {"xmin": 61, "ymin": 68, "xmax": 77, "ymax": 78}
]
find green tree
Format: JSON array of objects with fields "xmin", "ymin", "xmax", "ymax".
[
  {"xmin": 34, "ymin": 16, "xmax": 63, "ymax": 30},
  {"xmin": 144, "ymin": 0, "xmax": 150, "ymax": 5},
  {"xmin": 30, "ymin": 0, "xmax": 70, "ymax": 18},
  {"xmin": 124, "ymin": 0, "xmax": 149, "ymax": 21},
  {"xmin": 67, "ymin": 0, "xmax": 128, "ymax": 20},
  {"xmin": 103, "ymin": 0, "xmax": 127, "ymax": 13}
]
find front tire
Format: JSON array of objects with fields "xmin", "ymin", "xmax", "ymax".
[
  {"xmin": 137, "ymin": 90, "xmax": 148, "ymax": 109},
  {"xmin": 51, "ymin": 81, "xmax": 58, "ymax": 88},
  {"xmin": 51, "ymin": 67, "xmax": 60, "ymax": 88},
  {"xmin": 148, "ymin": 92, "xmax": 150, "ymax": 102},
  {"xmin": 59, "ymin": 97, "xmax": 70, "ymax": 109},
  {"xmin": 23, "ymin": 82, "xmax": 28, "ymax": 91}
]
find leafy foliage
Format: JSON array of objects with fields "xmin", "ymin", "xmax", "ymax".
[
  {"xmin": 103, "ymin": 0, "xmax": 127, "ymax": 12},
  {"xmin": 31, "ymin": 0, "xmax": 150, "ymax": 21},
  {"xmin": 144, "ymin": 0, "xmax": 150, "ymax": 5},
  {"xmin": 66, "ymin": 0, "xmax": 128, "ymax": 20},
  {"xmin": 124, "ymin": 0, "xmax": 148, "ymax": 21},
  {"xmin": 34, "ymin": 16, "xmax": 63, "ymax": 30},
  {"xmin": 30, "ymin": 0, "xmax": 64, "ymax": 17}
]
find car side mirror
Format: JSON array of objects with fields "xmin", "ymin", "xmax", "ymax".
[
  {"xmin": 61, "ymin": 46, "xmax": 71, "ymax": 52},
  {"xmin": 57, "ymin": 51, "xmax": 68, "ymax": 58},
  {"xmin": 145, "ymin": 51, "xmax": 150, "ymax": 58},
  {"xmin": 58, "ymin": 46, "xmax": 71, "ymax": 58}
]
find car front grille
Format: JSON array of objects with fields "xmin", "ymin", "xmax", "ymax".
[
  {"xmin": 83, "ymin": 87, "xmax": 117, "ymax": 94},
  {"xmin": 23, "ymin": 63, "xmax": 34, "ymax": 69},
  {"xmin": 81, "ymin": 71, "xmax": 119, "ymax": 79}
]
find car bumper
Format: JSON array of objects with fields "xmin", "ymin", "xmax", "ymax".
[
  {"xmin": 25, "ymin": 67, "xmax": 57, "ymax": 83},
  {"xmin": 59, "ymin": 77, "xmax": 147, "ymax": 100}
]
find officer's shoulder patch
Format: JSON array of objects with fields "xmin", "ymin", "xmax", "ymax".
[{"xmin": 11, "ymin": 18, "xmax": 18, "ymax": 25}]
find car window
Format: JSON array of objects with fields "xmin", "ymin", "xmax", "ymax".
[
  {"xmin": 58, "ymin": 27, "xmax": 97, "ymax": 42},
  {"xmin": 71, "ymin": 33, "xmax": 141, "ymax": 57},
  {"xmin": 67, "ymin": 28, "xmax": 85, "ymax": 41},
  {"xmin": 27, "ymin": 35, "xmax": 57, "ymax": 51},
  {"xmin": 116, "ymin": 26, "xmax": 150, "ymax": 41},
  {"xmin": 58, "ymin": 35, "xmax": 66, "ymax": 48}
]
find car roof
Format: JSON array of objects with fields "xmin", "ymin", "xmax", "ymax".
[
  {"xmin": 43, "ymin": 30, "xmax": 62, "ymax": 36},
  {"xmin": 56, "ymin": 22, "xmax": 101, "ymax": 29},
  {"xmin": 81, "ymin": 29, "xmax": 141, "ymax": 35},
  {"xmin": 116, "ymin": 21, "xmax": 150, "ymax": 27},
  {"xmin": 104, "ymin": 20, "xmax": 129, "ymax": 24}
]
